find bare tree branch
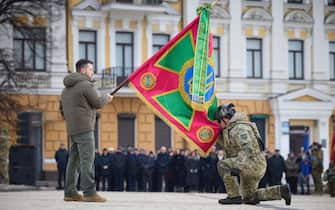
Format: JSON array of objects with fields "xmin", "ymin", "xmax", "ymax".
[{"xmin": 0, "ymin": 0, "xmax": 65, "ymax": 127}]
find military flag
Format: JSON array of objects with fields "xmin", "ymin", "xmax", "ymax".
[{"xmin": 128, "ymin": 5, "xmax": 220, "ymax": 155}]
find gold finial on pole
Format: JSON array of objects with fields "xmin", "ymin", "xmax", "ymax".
[{"xmin": 211, "ymin": 0, "xmax": 220, "ymax": 7}]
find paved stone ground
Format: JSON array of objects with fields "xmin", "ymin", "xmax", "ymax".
[{"xmin": 0, "ymin": 191, "xmax": 334, "ymax": 210}]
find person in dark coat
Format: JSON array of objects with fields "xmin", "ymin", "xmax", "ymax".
[
  {"xmin": 268, "ymin": 149, "xmax": 286, "ymax": 186},
  {"xmin": 201, "ymin": 150, "xmax": 218, "ymax": 193},
  {"xmin": 100, "ymin": 148, "xmax": 110, "ymax": 191},
  {"xmin": 94, "ymin": 149, "xmax": 101, "ymax": 191},
  {"xmin": 55, "ymin": 143, "xmax": 68, "ymax": 190},
  {"xmin": 110, "ymin": 148, "xmax": 126, "ymax": 191},
  {"xmin": 258, "ymin": 150, "xmax": 272, "ymax": 188},
  {"xmin": 285, "ymin": 153, "xmax": 299, "ymax": 194},
  {"xmin": 215, "ymin": 150, "xmax": 225, "ymax": 193},
  {"xmin": 136, "ymin": 149, "xmax": 147, "ymax": 192},
  {"xmin": 141, "ymin": 151, "xmax": 155, "ymax": 192},
  {"xmin": 126, "ymin": 148, "xmax": 138, "ymax": 191},
  {"xmin": 154, "ymin": 146, "xmax": 170, "ymax": 192},
  {"xmin": 185, "ymin": 150, "xmax": 201, "ymax": 192},
  {"xmin": 173, "ymin": 149, "xmax": 186, "ymax": 192},
  {"xmin": 165, "ymin": 151, "xmax": 176, "ymax": 192}
]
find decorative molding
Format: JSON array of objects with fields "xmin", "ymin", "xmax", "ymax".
[
  {"xmin": 243, "ymin": 7, "xmax": 272, "ymax": 22},
  {"xmin": 73, "ymin": 0, "xmax": 101, "ymax": 11},
  {"xmin": 284, "ymin": 10, "xmax": 313, "ymax": 25}
]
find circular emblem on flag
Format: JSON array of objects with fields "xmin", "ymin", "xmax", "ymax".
[
  {"xmin": 140, "ymin": 72, "xmax": 156, "ymax": 90},
  {"xmin": 197, "ymin": 126, "xmax": 215, "ymax": 143},
  {"xmin": 179, "ymin": 58, "xmax": 216, "ymax": 111}
]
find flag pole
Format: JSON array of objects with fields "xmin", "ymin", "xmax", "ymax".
[{"xmin": 110, "ymin": 78, "xmax": 129, "ymax": 96}]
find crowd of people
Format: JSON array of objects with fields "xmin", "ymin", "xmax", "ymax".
[
  {"xmin": 93, "ymin": 146, "xmax": 225, "ymax": 193},
  {"xmin": 55, "ymin": 143, "xmax": 335, "ymax": 196}
]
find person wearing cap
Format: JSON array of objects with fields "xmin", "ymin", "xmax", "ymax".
[{"xmin": 215, "ymin": 103, "xmax": 291, "ymax": 205}]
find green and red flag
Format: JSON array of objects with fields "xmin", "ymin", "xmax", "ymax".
[{"xmin": 128, "ymin": 5, "xmax": 220, "ymax": 156}]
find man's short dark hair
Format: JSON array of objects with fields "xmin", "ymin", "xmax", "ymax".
[{"xmin": 75, "ymin": 59, "xmax": 93, "ymax": 72}]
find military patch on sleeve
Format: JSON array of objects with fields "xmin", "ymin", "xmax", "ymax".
[{"xmin": 239, "ymin": 133, "xmax": 248, "ymax": 140}]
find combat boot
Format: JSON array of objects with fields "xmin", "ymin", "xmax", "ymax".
[
  {"xmin": 64, "ymin": 193, "xmax": 83, "ymax": 201},
  {"xmin": 218, "ymin": 196, "xmax": 242, "ymax": 205},
  {"xmin": 82, "ymin": 193, "xmax": 107, "ymax": 202},
  {"xmin": 243, "ymin": 197, "xmax": 260, "ymax": 205},
  {"xmin": 280, "ymin": 184, "xmax": 291, "ymax": 206}
]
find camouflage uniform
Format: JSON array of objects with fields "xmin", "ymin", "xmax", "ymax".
[
  {"xmin": 311, "ymin": 147, "xmax": 323, "ymax": 194},
  {"xmin": 323, "ymin": 164, "xmax": 335, "ymax": 197},
  {"xmin": 217, "ymin": 112, "xmax": 282, "ymax": 202},
  {"xmin": 0, "ymin": 129, "xmax": 9, "ymax": 184}
]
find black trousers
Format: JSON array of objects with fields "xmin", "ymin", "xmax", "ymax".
[
  {"xmin": 57, "ymin": 168, "xmax": 66, "ymax": 188},
  {"xmin": 286, "ymin": 176, "xmax": 298, "ymax": 194}
]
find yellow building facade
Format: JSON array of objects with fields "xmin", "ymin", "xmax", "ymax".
[{"xmin": 1, "ymin": 0, "xmax": 335, "ymax": 175}]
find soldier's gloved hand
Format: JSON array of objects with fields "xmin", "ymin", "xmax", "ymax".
[{"xmin": 230, "ymin": 168, "xmax": 241, "ymax": 176}]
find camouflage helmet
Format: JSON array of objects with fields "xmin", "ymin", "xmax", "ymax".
[{"xmin": 215, "ymin": 103, "xmax": 236, "ymax": 121}]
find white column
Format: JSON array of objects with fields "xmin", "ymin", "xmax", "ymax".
[
  {"xmin": 304, "ymin": 36, "xmax": 312, "ymax": 80},
  {"xmin": 98, "ymin": 17, "xmax": 105, "ymax": 73},
  {"xmin": 280, "ymin": 116, "xmax": 290, "ymax": 158},
  {"xmin": 135, "ymin": 17, "xmax": 143, "ymax": 68},
  {"xmin": 147, "ymin": 18, "xmax": 153, "ymax": 57},
  {"xmin": 263, "ymin": 30, "xmax": 270, "ymax": 79},
  {"xmin": 271, "ymin": 0, "xmax": 287, "ymax": 92},
  {"xmin": 109, "ymin": 18, "xmax": 116, "ymax": 68},
  {"xmin": 318, "ymin": 118, "xmax": 330, "ymax": 171},
  {"xmin": 50, "ymin": 6, "xmax": 67, "ymax": 73},
  {"xmin": 72, "ymin": 19, "xmax": 79, "ymax": 72},
  {"xmin": 49, "ymin": 5, "xmax": 67, "ymax": 89},
  {"xmin": 221, "ymin": 31, "xmax": 228, "ymax": 78},
  {"xmin": 183, "ymin": 0, "xmax": 199, "ymax": 26},
  {"xmin": 229, "ymin": 0, "xmax": 244, "ymax": 78},
  {"xmin": 312, "ymin": 0, "xmax": 328, "ymax": 80}
]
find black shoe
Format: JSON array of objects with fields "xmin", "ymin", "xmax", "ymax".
[
  {"xmin": 244, "ymin": 198, "xmax": 260, "ymax": 205},
  {"xmin": 218, "ymin": 196, "xmax": 243, "ymax": 205},
  {"xmin": 280, "ymin": 184, "xmax": 292, "ymax": 206}
]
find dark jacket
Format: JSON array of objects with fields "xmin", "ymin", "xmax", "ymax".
[
  {"xmin": 185, "ymin": 157, "xmax": 200, "ymax": 187},
  {"xmin": 60, "ymin": 72, "xmax": 108, "ymax": 135},
  {"xmin": 173, "ymin": 154, "xmax": 186, "ymax": 187},
  {"xmin": 155, "ymin": 153, "xmax": 170, "ymax": 174},
  {"xmin": 142, "ymin": 155, "xmax": 155, "ymax": 176},
  {"xmin": 285, "ymin": 157, "xmax": 300, "ymax": 178},
  {"xmin": 126, "ymin": 153, "xmax": 138, "ymax": 177},
  {"xmin": 55, "ymin": 148, "xmax": 68, "ymax": 170},
  {"xmin": 94, "ymin": 152, "xmax": 101, "ymax": 177},
  {"xmin": 268, "ymin": 154, "xmax": 286, "ymax": 178},
  {"xmin": 100, "ymin": 154, "xmax": 110, "ymax": 176}
]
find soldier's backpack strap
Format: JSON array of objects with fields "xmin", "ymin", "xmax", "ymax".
[{"xmin": 228, "ymin": 121, "xmax": 265, "ymax": 152}]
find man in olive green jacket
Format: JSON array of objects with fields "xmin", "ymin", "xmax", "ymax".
[{"xmin": 60, "ymin": 59, "xmax": 113, "ymax": 202}]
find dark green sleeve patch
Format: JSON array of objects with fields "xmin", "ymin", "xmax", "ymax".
[{"xmin": 239, "ymin": 133, "xmax": 248, "ymax": 140}]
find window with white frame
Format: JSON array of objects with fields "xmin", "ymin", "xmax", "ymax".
[
  {"xmin": 288, "ymin": 40, "xmax": 304, "ymax": 80},
  {"xmin": 13, "ymin": 27, "xmax": 46, "ymax": 72},
  {"xmin": 152, "ymin": 34, "xmax": 169, "ymax": 54},
  {"xmin": 247, "ymin": 38, "xmax": 262, "ymax": 78},
  {"xmin": 329, "ymin": 0, "xmax": 335, "ymax": 6},
  {"xmin": 79, "ymin": 30, "xmax": 97, "ymax": 72},
  {"xmin": 329, "ymin": 42, "xmax": 335, "ymax": 80},
  {"xmin": 213, "ymin": 36, "xmax": 220, "ymax": 77},
  {"xmin": 116, "ymin": 32, "xmax": 134, "ymax": 78}
]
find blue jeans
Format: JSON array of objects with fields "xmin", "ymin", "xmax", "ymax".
[{"xmin": 299, "ymin": 174, "xmax": 310, "ymax": 194}]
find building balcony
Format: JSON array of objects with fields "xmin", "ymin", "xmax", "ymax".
[
  {"xmin": 102, "ymin": 0, "xmax": 165, "ymax": 15},
  {"xmin": 97, "ymin": 66, "xmax": 135, "ymax": 90}
]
